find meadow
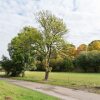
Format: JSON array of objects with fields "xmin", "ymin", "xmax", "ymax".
[
  {"xmin": 10, "ymin": 71, "xmax": 100, "ymax": 94},
  {"xmin": 0, "ymin": 80, "xmax": 58, "ymax": 100}
]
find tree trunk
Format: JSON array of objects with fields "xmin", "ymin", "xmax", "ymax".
[
  {"xmin": 44, "ymin": 71, "xmax": 49, "ymax": 80},
  {"xmin": 44, "ymin": 46, "xmax": 51, "ymax": 80},
  {"xmin": 22, "ymin": 71, "xmax": 25, "ymax": 77}
]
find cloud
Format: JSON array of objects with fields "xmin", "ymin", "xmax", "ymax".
[{"xmin": 0, "ymin": 0, "xmax": 100, "ymax": 59}]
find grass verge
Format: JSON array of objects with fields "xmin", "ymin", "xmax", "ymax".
[{"xmin": 0, "ymin": 80, "xmax": 59, "ymax": 100}]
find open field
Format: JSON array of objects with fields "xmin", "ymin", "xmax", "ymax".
[{"xmin": 0, "ymin": 80, "xmax": 58, "ymax": 100}]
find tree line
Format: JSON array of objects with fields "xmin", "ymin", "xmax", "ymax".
[
  {"xmin": 36, "ymin": 40, "xmax": 100, "ymax": 73},
  {"xmin": 0, "ymin": 11, "xmax": 100, "ymax": 80}
]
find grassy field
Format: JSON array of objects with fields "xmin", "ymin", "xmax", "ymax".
[
  {"xmin": 0, "ymin": 80, "xmax": 58, "ymax": 100},
  {"xmin": 10, "ymin": 71, "xmax": 100, "ymax": 94}
]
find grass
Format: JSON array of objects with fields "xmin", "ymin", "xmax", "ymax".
[
  {"xmin": 10, "ymin": 71, "xmax": 100, "ymax": 94},
  {"xmin": 0, "ymin": 80, "xmax": 59, "ymax": 100}
]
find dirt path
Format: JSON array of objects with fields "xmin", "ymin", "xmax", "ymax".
[{"xmin": 0, "ymin": 78, "xmax": 100, "ymax": 100}]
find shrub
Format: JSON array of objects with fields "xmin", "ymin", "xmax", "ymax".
[
  {"xmin": 50, "ymin": 57, "xmax": 74, "ymax": 72},
  {"xmin": 0, "ymin": 56, "xmax": 23, "ymax": 76}
]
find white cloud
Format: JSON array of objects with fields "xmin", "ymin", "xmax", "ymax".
[{"xmin": 0, "ymin": 0, "xmax": 100, "ymax": 59}]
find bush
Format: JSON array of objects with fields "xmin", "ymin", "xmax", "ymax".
[
  {"xmin": 0, "ymin": 56, "xmax": 23, "ymax": 76},
  {"xmin": 50, "ymin": 57, "xmax": 74, "ymax": 72}
]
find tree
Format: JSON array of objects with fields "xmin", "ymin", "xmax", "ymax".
[
  {"xmin": 62, "ymin": 57, "xmax": 74, "ymax": 71},
  {"xmin": 74, "ymin": 50, "xmax": 100, "ymax": 72},
  {"xmin": 36, "ymin": 11, "xmax": 68, "ymax": 80},
  {"xmin": 77, "ymin": 44, "xmax": 87, "ymax": 55},
  {"xmin": 88, "ymin": 40, "xmax": 100, "ymax": 51},
  {"xmin": 74, "ymin": 51, "xmax": 89, "ymax": 72},
  {"xmin": 8, "ymin": 27, "xmax": 41, "ymax": 76},
  {"xmin": 59, "ymin": 43, "xmax": 76, "ymax": 59},
  {"xmin": 87, "ymin": 50, "xmax": 100, "ymax": 72}
]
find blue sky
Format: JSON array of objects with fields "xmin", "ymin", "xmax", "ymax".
[{"xmin": 0, "ymin": 0, "xmax": 100, "ymax": 59}]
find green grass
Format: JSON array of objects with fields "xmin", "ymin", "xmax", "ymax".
[
  {"xmin": 0, "ymin": 80, "xmax": 58, "ymax": 100},
  {"xmin": 11, "ymin": 71, "xmax": 100, "ymax": 94}
]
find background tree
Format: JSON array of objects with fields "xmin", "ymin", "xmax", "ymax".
[
  {"xmin": 74, "ymin": 50, "xmax": 100, "ymax": 72},
  {"xmin": 88, "ymin": 40, "xmax": 100, "ymax": 51},
  {"xmin": 50, "ymin": 57, "xmax": 74, "ymax": 72},
  {"xmin": 59, "ymin": 43, "xmax": 76, "ymax": 58},
  {"xmin": 76, "ymin": 44, "xmax": 87, "ymax": 55}
]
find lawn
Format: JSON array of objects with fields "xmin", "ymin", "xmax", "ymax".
[
  {"xmin": 11, "ymin": 71, "xmax": 100, "ymax": 94},
  {"xmin": 0, "ymin": 80, "xmax": 58, "ymax": 100}
]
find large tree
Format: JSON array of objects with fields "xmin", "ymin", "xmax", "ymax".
[{"xmin": 36, "ymin": 11, "xmax": 68, "ymax": 80}]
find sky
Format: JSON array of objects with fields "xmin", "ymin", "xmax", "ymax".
[{"xmin": 0, "ymin": 0, "xmax": 100, "ymax": 59}]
